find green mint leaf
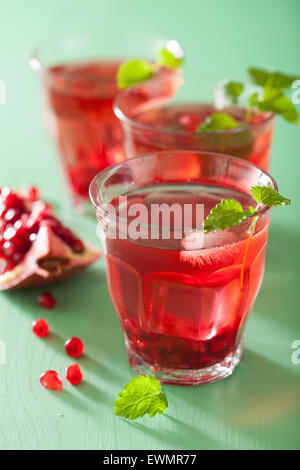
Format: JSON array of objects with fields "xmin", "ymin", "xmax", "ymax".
[
  {"xmin": 251, "ymin": 185, "xmax": 291, "ymax": 207},
  {"xmin": 196, "ymin": 113, "xmax": 238, "ymax": 132},
  {"xmin": 204, "ymin": 199, "xmax": 256, "ymax": 233},
  {"xmin": 225, "ymin": 81, "xmax": 244, "ymax": 104},
  {"xmin": 249, "ymin": 92, "xmax": 259, "ymax": 108},
  {"xmin": 117, "ymin": 60, "xmax": 154, "ymax": 89},
  {"xmin": 259, "ymin": 89, "xmax": 298, "ymax": 124},
  {"xmin": 248, "ymin": 67, "xmax": 299, "ymax": 89},
  {"xmin": 158, "ymin": 40, "xmax": 184, "ymax": 68},
  {"xmin": 114, "ymin": 375, "xmax": 168, "ymax": 420}
]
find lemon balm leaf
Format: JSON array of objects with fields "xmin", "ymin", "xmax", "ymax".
[
  {"xmin": 196, "ymin": 113, "xmax": 238, "ymax": 132},
  {"xmin": 204, "ymin": 199, "xmax": 257, "ymax": 233},
  {"xmin": 204, "ymin": 186, "xmax": 291, "ymax": 233},
  {"xmin": 257, "ymin": 89, "xmax": 298, "ymax": 124},
  {"xmin": 158, "ymin": 48, "xmax": 183, "ymax": 68},
  {"xmin": 225, "ymin": 81, "xmax": 244, "ymax": 104},
  {"xmin": 248, "ymin": 67, "xmax": 300, "ymax": 90},
  {"xmin": 249, "ymin": 92, "xmax": 259, "ymax": 108},
  {"xmin": 251, "ymin": 186, "xmax": 291, "ymax": 207},
  {"xmin": 158, "ymin": 40, "xmax": 184, "ymax": 68},
  {"xmin": 117, "ymin": 60, "xmax": 154, "ymax": 89},
  {"xmin": 248, "ymin": 86, "xmax": 298, "ymax": 124},
  {"xmin": 114, "ymin": 375, "xmax": 168, "ymax": 420}
]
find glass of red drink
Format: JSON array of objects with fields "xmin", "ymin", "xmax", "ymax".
[
  {"xmin": 90, "ymin": 151, "xmax": 276, "ymax": 385},
  {"xmin": 31, "ymin": 34, "xmax": 180, "ymax": 213},
  {"xmin": 114, "ymin": 75, "xmax": 276, "ymax": 170}
]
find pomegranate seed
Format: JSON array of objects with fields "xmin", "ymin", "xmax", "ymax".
[
  {"xmin": 4, "ymin": 226, "xmax": 16, "ymax": 240},
  {"xmin": 0, "ymin": 186, "xmax": 86, "ymax": 277},
  {"xmin": 2, "ymin": 192, "xmax": 25, "ymax": 212},
  {"xmin": 29, "ymin": 233, "xmax": 37, "ymax": 242},
  {"xmin": 38, "ymin": 291, "xmax": 57, "ymax": 309},
  {"xmin": 32, "ymin": 318, "xmax": 50, "ymax": 337},
  {"xmin": 1, "ymin": 187, "xmax": 10, "ymax": 198},
  {"xmin": 2, "ymin": 241, "xmax": 14, "ymax": 257},
  {"xmin": 26, "ymin": 186, "xmax": 40, "ymax": 202},
  {"xmin": 53, "ymin": 224, "xmax": 84, "ymax": 254},
  {"xmin": 40, "ymin": 370, "xmax": 63, "ymax": 391},
  {"xmin": 66, "ymin": 363, "xmax": 83, "ymax": 385},
  {"xmin": 65, "ymin": 337, "xmax": 84, "ymax": 358},
  {"xmin": 4, "ymin": 208, "xmax": 21, "ymax": 224}
]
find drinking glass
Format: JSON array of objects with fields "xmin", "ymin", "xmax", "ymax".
[
  {"xmin": 31, "ymin": 33, "xmax": 180, "ymax": 213},
  {"xmin": 90, "ymin": 151, "xmax": 276, "ymax": 385},
  {"xmin": 114, "ymin": 75, "xmax": 276, "ymax": 170}
]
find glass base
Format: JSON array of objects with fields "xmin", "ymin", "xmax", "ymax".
[{"xmin": 127, "ymin": 340, "xmax": 244, "ymax": 386}]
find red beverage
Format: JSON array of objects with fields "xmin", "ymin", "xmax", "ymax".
[
  {"xmin": 90, "ymin": 151, "xmax": 275, "ymax": 385},
  {"xmin": 107, "ymin": 184, "xmax": 268, "ymax": 378},
  {"xmin": 40, "ymin": 60, "xmax": 125, "ymax": 211},
  {"xmin": 115, "ymin": 81, "xmax": 276, "ymax": 170},
  {"xmin": 32, "ymin": 34, "xmax": 181, "ymax": 213}
]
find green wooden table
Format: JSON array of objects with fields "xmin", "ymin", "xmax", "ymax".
[{"xmin": 0, "ymin": 0, "xmax": 299, "ymax": 450}]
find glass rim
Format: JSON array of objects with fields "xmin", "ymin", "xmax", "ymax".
[
  {"xmin": 114, "ymin": 93, "xmax": 276, "ymax": 137},
  {"xmin": 29, "ymin": 32, "xmax": 123, "ymax": 84},
  {"xmin": 89, "ymin": 150, "xmax": 277, "ymax": 229}
]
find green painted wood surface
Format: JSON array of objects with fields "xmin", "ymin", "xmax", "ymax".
[{"xmin": 0, "ymin": 0, "xmax": 299, "ymax": 450}]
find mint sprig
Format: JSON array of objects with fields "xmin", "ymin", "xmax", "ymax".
[
  {"xmin": 214, "ymin": 67, "xmax": 299, "ymax": 124},
  {"xmin": 249, "ymin": 87, "xmax": 298, "ymax": 124},
  {"xmin": 248, "ymin": 68, "xmax": 300, "ymax": 123},
  {"xmin": 117, "ymin": 40, "xmax": 184, "ymax": 89},
  {"xmin": 196, "ymin": 113, "xmax": 238, "ymax": 132},
  {"xmin": 117, "ymin": 60, "xmax": 154, "ymax": 89},
  {"xmin": 114, "ymin": 375, "xmax": 168, "ymax": 420},
  {"xmin": 204, "ymin": 185, "xmax": 291, "ymax": 233}
]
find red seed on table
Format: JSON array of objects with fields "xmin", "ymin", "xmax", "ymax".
[
  {"xmin": 66, "ymin": 363, "xmax": 83, "ymax": 385},
  {"xmin": 65, "ymin": 337, "xmax": 84, "ymax": 358},
  {"xmin": 40, "ymin": 370, "xmax": 63, "ymax": 391},
  {"xmin": 38, "ymin": 291, "xmax": 57, "ymax": 309},
  {"xmin": 32, "ymin": 318, "xmax": 49, "ymax": 337}
]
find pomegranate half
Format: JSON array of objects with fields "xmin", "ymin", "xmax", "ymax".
[{"xmin": 0, "ymin": 186, "xmax": 100, "ymax": 290}]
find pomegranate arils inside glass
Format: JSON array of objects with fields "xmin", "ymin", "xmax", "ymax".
[
  {"xmin": 40, "ymin": 370, "xmax": 63, "ymax": 391},
  {"xmin": 65, "ymin": 337, "xmax": 84, "ymax": 358},
  {"xmin": 38, "ymin": 291, "xmax": 57, "ymax": 309},
  {"xmin": 66, "ymin": 363, "xmax": 83, "ymax": 385},
  {"xmin": 32, "ymin": 318, "xmax": 50, "ymax": 337}
]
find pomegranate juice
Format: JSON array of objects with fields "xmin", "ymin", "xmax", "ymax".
[
  {"xmin": 42, "ymin": 61, "xmax": 125, "ymax": 208},
  {"xmin": 104, "ymin": 183, "xmax": 269, "ymax": 381},
  {"xmin": 118, "ymin": 102, "xmax": 275, "ymax": 170}
]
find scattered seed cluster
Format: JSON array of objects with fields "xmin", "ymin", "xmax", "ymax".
[{"xmin": 33, "ymin": 291, "xmax": 84, "ymax": 390}]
